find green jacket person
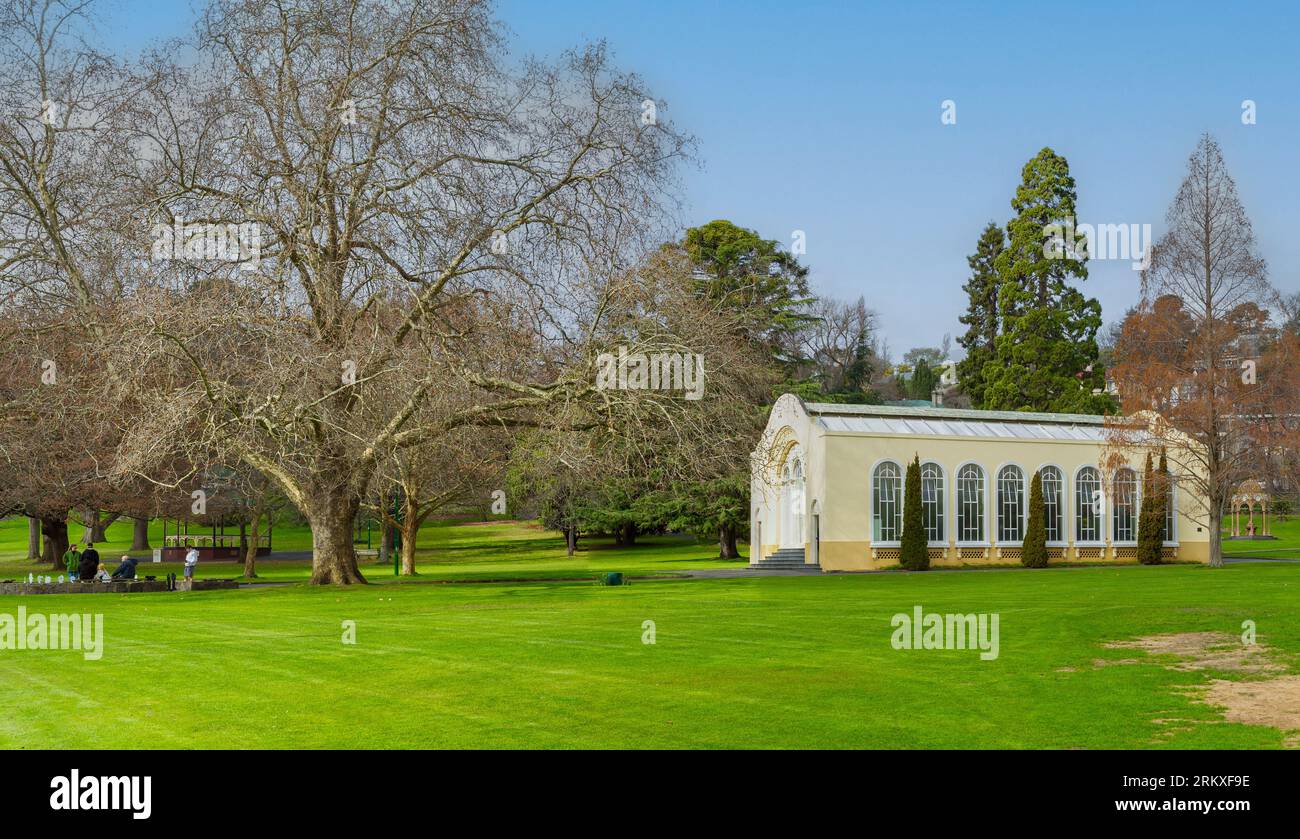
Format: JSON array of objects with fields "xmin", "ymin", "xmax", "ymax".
[{"xmin": 63, "ymin": 545, "xmax": 82, "ymax": 580}]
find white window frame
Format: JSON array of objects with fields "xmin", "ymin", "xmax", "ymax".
[
  {"xmin": 954, "ymin": 461, "xmax": 989, "ymax": 547},
  {"xmin": 870, "ymin": 458, "xmax": 904, "ymax": 547},
  {"xmin": 920, "ymin": 461, "xmax": 946, "ymax": 546},
  {"xmin": 995, "ymin": 463, "xmax": 1027, "ymax": 546},
  {"xmin": 1037, "ymin": 464, "xmax": 1067, "ymax": 546},
  {"xmin": 1111, "ymin": 467, "xmax": 1139, "ymax": 546},
  {"xmin": 1073, "ymin": 465, "xmax": 1105, "ymax": 546},
  {"xmin": 1162, "ymin": 469, "xmax": 1179, "ymax": 547}
]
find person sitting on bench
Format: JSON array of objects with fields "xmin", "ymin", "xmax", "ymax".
[{"xmin": 110, "ymin": 555, "xmax": 139, "ymax": 580}]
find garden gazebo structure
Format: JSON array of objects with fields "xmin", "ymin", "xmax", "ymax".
[
  {"xmin": 160, "ymin": 516, "xmax": 273, "ymax": 561},
  {"xmin": 1229, "ymin": 479, "xmax": 1272, "ymax": 539}
]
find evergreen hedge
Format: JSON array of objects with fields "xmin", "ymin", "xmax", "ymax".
[
  {"xmin": 1137, "ymin": 452, "xmax": 1163, "ymax": 565},
  {"xmin": 1022, "ymin": 470, "xmax": 1048, "ymax": 568},
  {"xmin": 900, "ymin": 455, "xmax": 929, "ymax": 571}
]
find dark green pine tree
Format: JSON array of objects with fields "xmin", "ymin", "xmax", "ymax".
[
  {"xmin": 982, "ymin": 148, "xmax": 1113, "ymax": 414},
  {"xmin": 1137, "ymin": 452, "xmax": 1163, "ymax": 565},
  {"xmin": 956, "ymin": 221, "xmax": 1005, "ymax": 408},
  {"xmin": 1022, "ymin": 471, "xmax": 1048, "ymax": 567},
  {"xmin": 908, "ymin": 360, "xmax": 939, "ymax": 401},
  {"xmin": 899, "ymin": 455, "xmax": 929, "ymax": 571},
  {"xmin": 683, "ymin": 219, "xmax": 816, "ymax": 370}
]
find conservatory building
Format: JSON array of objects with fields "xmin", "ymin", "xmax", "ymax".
[{"xmin": 750, "ymin": 395, "xmax": 1210, "ymax": 571}]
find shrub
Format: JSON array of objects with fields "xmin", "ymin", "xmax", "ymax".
[
  {"xmin": 1137, "ymin": 452, "xmax": 1163, "ymax": 565},
  {"xmin": 900, "ymin": 455, "xmax": 929, "ymax": 571},
  {"xmin": 1022, "ymin": 471, "xmax": 1048, "ymax": 568}
]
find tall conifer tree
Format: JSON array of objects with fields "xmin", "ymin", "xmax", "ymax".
[
  {"xmin": 1022, "ymin": 471, "xmax": 1048, "ymax": 567},
  {"xmin": 956, "ymin": 222, "xmax": 1005, "ymax": 408},
  {"xmin": 900, "ymin": 455, "xmax": 929, "ymax": 571},
  {"xmin": 1137, "ymin": 452, "xmax": 1162, "ymax": 565},
  {"xmin": 983, "ymin": 148, "xmax": 1112, "ymax": 414}
]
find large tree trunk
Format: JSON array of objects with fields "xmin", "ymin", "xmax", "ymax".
[
  {"xmin": 308, "ymin": 491, "xmax": 366, "ymax": 585},
  {"xmin": 565, "ymin": 526, "xmax": 577, "ymax": 557},
  {"xmin": 40, "ymin": 516, "xmax": 69, "ymax": 570},
  {"xmin": 718, "ymin": 524, "xmax": 739, "ymax": 559},
  {"xmin": 379, "ymin": 519, "xmax": 395, "ymax": 568},
  {"xmin": 131, "ymin": 517, "xmax": 151, "ymax": 550},
  {"xmin": 400, "ymin": 528, "xmax": 418, "ymax": 575},
  {"xmin": 95, "ymin": 511, "xmax": 121, "ymax": 542},
  {"xmin": 398, "ymin": 489, "xmax": 423, "ymax": 575},
  {"xmin": 243, "ymin": 513, "xmax": 261, "ymax": 578},
  {"xmin": 26, "ymin": 516, "xmax": 40, "ymax": 561},
  {"xmin": 620, "ymin": 521, "xmax": 636, "ymax": 546},
  {"xmin": 81, "ymin": 509, "xmax": 98, "ymax": 543}
]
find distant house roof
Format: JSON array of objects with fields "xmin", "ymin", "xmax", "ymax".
[{"xmin": 802, "ymin": 400, "xmax": 1108, "ymax": 442}]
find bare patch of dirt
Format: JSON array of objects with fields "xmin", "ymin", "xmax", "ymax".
[
  {"xmin": 1098, "ymin": 632, "xmax": 1298, "ymax": 746},
  {"xmin": 1103, "ymin": 631, "xmax": 1281, "ymax": 674},
  {"xmin": 1092, "ymin": 657, "xmax": 1140, "ymax": 668},
  {"xmin": 1199, "ymin": 676, "xmax": 1300, "ymax": 742}
]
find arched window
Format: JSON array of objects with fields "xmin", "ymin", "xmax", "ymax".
[
  {"xmin": 1075, "ymin": 466, "xmax": 1102, "ymax": 543},
  {"xmin": 1162, "ymin": 471, "xmax": 1177, "ymax": 544},
  {"xmin": 1039, "ymin": 466, "xmax": 1064, "ymax": 543},
  {"xmin": 997, "ymin": 465, "xmax": 1025, "ymax": 543},
  {"xmin": 956, "ymin": 463, "xmax": 985, "ymax": 543},
  {"xmin": 779, "ymin": 446, "xmax": 806, "ymax": 550},
  {"xmin": 872, "ymin": 461, "xmax": 903, "ymax": 543},
  {"xmin": 921, "ymin": 462, "xmax": 945, "ymax": 543},
  {"xmin": 1113, "ymin": 467, "xmax": 1138, "ymax": 543}
]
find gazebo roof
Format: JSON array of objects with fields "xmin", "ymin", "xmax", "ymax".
[{"xmin": 1232, "ymin": 479, "xmax": 1269, "ymax": 501}]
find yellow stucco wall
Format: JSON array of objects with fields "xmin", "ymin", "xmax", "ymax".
[{"xmin": 811, "ymin": 431, "xmax": 1208, "ymax": 571}]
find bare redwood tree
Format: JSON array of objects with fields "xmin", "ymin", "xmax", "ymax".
[{"xmin": 1108, "ymin": 134, "xmax": 1300, "ymax": 567}]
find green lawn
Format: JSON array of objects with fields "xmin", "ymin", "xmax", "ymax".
[
  {"xmin": 0, "ymin": 517, "xmax": 741, "ymax": 582},
  {"xmin": 0, "ymin": 525, "xmax": 1296, "ymax": 747},
  {"xmin": 1222, "ymin": 515, "xmax": 1300, "ymax": 557}
]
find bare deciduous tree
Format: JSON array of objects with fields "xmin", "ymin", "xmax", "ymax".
[
  {"xmin": 101, "ymin": 0, "xmax": 693, "ymax": 583},
  {"xmin": 1108, "ymin": 134, "xmax": 1300, "ymax": 567}
]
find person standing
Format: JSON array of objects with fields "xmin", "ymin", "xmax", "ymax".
[
  {"xmin": 183, "ymin": 546, "xmax": 199, "ymax": 581},
  {"xmin": 63, "ymin": 543, "xmax": 82, "ymax": 582}
]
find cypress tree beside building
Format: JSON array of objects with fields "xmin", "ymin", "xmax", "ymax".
[
  {"xmin": 1022, "ymin": 471, "xmax": 1048, "ymax": 568},
  {"xmin": 900, "ymin": 455, "xmax": 929, "ymax": 571}
]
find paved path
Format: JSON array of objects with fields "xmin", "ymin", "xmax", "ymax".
[{"xmin": 686, "ymin": 567, "xmax": 825, "ymax": 578}]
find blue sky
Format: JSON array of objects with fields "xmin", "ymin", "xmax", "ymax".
[{"xmin": 104, "ymin": 0, "xmax": 1300, "ymax": 358}]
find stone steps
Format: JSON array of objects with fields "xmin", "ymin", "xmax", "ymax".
[{"xmin": 750, "ymin": 548, "xmax": 820, "ymax": 571}]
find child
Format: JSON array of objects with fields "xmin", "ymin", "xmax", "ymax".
[{"xmin": 94, "ymin": 563, "xmax": 112, "ymax": 583}]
